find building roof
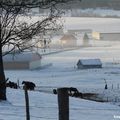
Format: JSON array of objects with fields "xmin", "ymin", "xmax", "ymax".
[
  {"xmin": 93, "ymin": 31, "xmax": 120, "ymax": 34},
  {"xmin": 78, "ymin": 59, "xmax": 102, "ymax": 65},
  {"xmin": 60, "ymin": 34, "xmax": 77, "ymax": 41},
  {"xmin": 3, "ymin": 52, "xmax": 41, "ymax": 62},
  {"xmin": 68, "ymin": 29, "xmax": 92, "ymax": 34}
]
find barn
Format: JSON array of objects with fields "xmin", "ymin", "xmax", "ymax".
[
  {"xmin": 92, "ymin": 32, "xmax": 120, "ymax": 41},
  {"xmin": 77, "ymin": 59, "xmax": 102, "ymax": 69},
  {"xmin": 3, "ymin": 52, "xmax": 42, "ymax": 70},
  {"xmin": 60, "ymin": 34, "xmax": 77, "ymax": 47}
]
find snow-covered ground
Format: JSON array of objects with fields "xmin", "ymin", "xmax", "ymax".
[
  {"xmin": 64, "ymin": 17, "xmax": 120, "ymax": 33},
  {"xmin": 1, "ymin": 89, "xmax": 119, "ymax": 120},
  {"xmin": 3, "ymin": 43, "xmax": 120, "ymax": 120},
  {"xmin": 2, "ymin": 17, "xmax": 120, "ymax": 120}
]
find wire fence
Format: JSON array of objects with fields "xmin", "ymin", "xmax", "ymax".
[{"xmin": 5, "ymin": 84, "xmax": 120, "ymax": 120}]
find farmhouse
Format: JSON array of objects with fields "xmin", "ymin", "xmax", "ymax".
[
  {"xmin": 3, "ymin": 52, "xmax": 42, "ymax": 70},
  {"xmin": 92, "ymin": 32, "xmax": 120, "ymax": 41},
  {"xmin": 60, "ymin": 34, "xmax": 77, "ymax": 47},
  {"xmin": 77, "ymin": 59, "xmax": 102, "ymax": 69}
]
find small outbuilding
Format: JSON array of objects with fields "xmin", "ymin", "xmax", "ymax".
[
  {"xmin": 92, "ymin": 32, "xmax": 120, "ymax": 41},
  {"xmin": 77, "ymin": 59, "xmax": 102, "ymax": 69},
  {"xmin": 3, "ymin": 52, "xmax": 42, "ymax": 70}
]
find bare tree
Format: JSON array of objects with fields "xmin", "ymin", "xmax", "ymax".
[{"xmin": 0, "ymin": 0, "xmax": 81, "ymax": 100}]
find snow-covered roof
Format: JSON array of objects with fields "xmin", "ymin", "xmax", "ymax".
[
  {"xmin": 60, "ymin": 34, "xmax": 77, "ymax": 41},
  {"xmin": 68, "ymin": 29, "xmax": 92, "ymax": 33},
  {"xmin": 3, "ymin": 52, "xmax": 41, "ymax": 62},
  {"xmin": 93, "ymin": 31, "xmax": 120, "ymax": 34},
  {"xmin": 78, "ymin": 59, "xmax": 102, "ymax": 65}
]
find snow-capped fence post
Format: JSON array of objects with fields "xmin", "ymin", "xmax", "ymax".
[
  {"xmin": 24, "ymin": 86, "xmax": 30, "ymax": 120},
  {"xmin": 57, "ymin": 88, "xmax": 69, "ymax": 120}
]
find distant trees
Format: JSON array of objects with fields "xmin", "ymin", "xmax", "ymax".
[{"xmin": 0, "ymin": 0, "xmax": 81, "ymax": 100}]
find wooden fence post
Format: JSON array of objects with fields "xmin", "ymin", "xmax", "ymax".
[
  {"xmin": 57, "ymin": 88, "xmax": 69, "ymax": 120},
  {"xmin": 24, "ymin": 86, "xmax": 30, "ymax": 120},
  {"xmin": 112, "ymin": 84, "xmax": 113, "ymax": 89},
  {"xmin": 117, "ymin": 84, "xmax": 119, "ymax": 89},
  {"xmin": 17, "ymin": 79, "xmax": 20, "ymax": 88}
]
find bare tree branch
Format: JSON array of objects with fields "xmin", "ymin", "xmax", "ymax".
[{"xmin": 0, "ymin": 0, "xmax": 81, "ymax": 56}]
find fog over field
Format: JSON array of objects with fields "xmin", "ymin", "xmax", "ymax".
[
  {"xmin": 1, "ymin": 1, "xmax": 120, "ymax": 119},
  {"xmin": 64, "ymin": 17, "xmax": 120, "ymax": 32}
]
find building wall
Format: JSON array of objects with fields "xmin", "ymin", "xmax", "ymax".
[
  {"xmin": 100, "ymin": 33, "xmax": 120, "ymax": 41},
  {"xmin": 92, "ymin": 32, "xmax": 100, "ymax": 40},
  {"xmin": 3, "ymin": 62, "xmax": 29, "ymax": 70},
  {"xmin": 77, "ymin": 65, "xmax": 102, "ymax": 69},
  {"xmin": 92, "ymin": 32, "xmax": 120, "ymax": 41},
  {"xmin": 61, "ymin": 39, "xmax": 77, "ymax": 47}
]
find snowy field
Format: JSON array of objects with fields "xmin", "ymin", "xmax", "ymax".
[
  {"xmin": 1, "ymin": 17, "xmax": 120, "ymax": 120},
  {"xmin": 64, "ymin": 17, "xmax": 120, "ymax": 33},
  {"xmin": 3, "ymin": 43, "xmax": 120, "ymax": 120}
]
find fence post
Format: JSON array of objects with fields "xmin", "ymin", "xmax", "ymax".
[
  {"xmin": 17, "ymin": 79, "xmax": 20, "ymax": 88},
  {"xmin": 117, "ymin": 84, "xmax": 119, "ymax": 89},
  {"xmin": 57, "ymin": 88, "xmax": 69, "ymax": 120},
  {"xmin": 24, "ymin": 86, "xmax": 30, "ymax": 120},
  {"xmin": 107, "ymin": 97, "xmax": 108, "ymax": 102},
  {"xmin": 112, "ymin": 84, "xmax": 113, "ymax": 89}
]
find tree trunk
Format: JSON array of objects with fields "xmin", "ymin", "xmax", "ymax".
[
  {"xmin": 0, "ymin": 43, "xmax": 6, "ymax": 100},
  {"xmin": 0, "ymin": 13, "xmax": 6, "ymax": 100}
]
